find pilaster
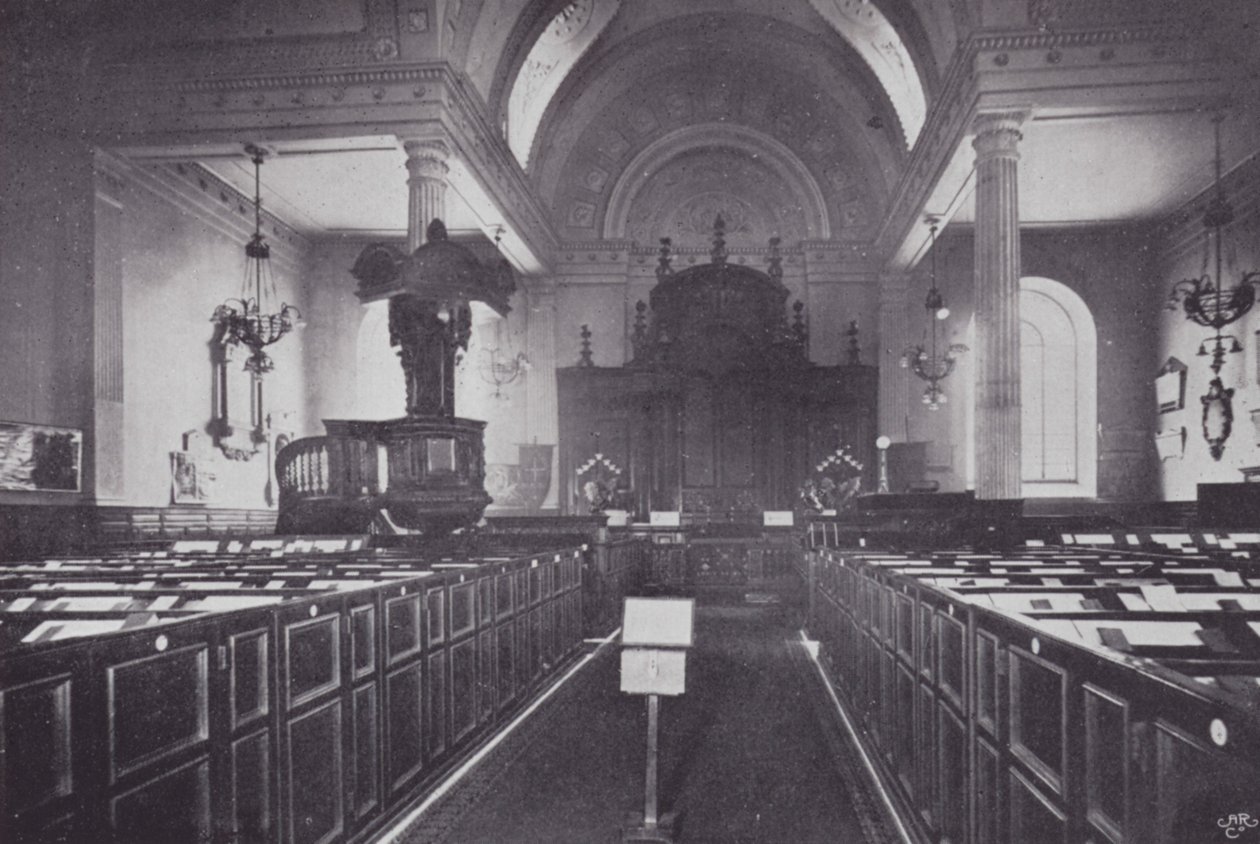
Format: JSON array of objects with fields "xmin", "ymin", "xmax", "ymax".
[{"xmin": 878, "ymin": 274, "xmax": 912, "ymax": 442}]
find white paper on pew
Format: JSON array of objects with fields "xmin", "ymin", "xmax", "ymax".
[
  {"xmin": 1139, "ymin": 584, "xmax": 1185, "ymax": 611},
  {"xmin": 1231, "ymin": 533, "xmax": 1260, "ymax": 543},
  {"xmin": 1126, "ymin": 534, "xmax": 1140, "ymax": 545},
  {"xmin": 1202, "ymin": 534, "xmax": 1219, "ymax": 544},
  {"xmin": 181, "ymin": 581, "xmax": 243, "ymax": 590},
  {"xmin": 172, "ymin": 540, "xmax": 220, "ymax": 553},
  {"xmin": 1248, "ymin": 622, "xmax": 1260, "ymax": 639},
  {"xmin": 1213, "ymin": 571, "xmax": 1245, "ymax": 587},
  {"xmin": 1032, "ymin": 619, "xmax": 1084, "ymax": 642},
  {"xmin": 22, "ymin": 619, "xmax": 130, "ymax": 643},
  {"xmin": 265, "ymin": 580, "xmax": 287, "ymax": 589},
  {"xmin": 8, "ymin": 597, "xmax": 35, "ymax": 611},
  {"xmin": 1024, "ymin": 539, "xmax": 1045, "ymax": 547},
  {"xmin": 1218, "ymin": 539, "xmax": 1237, "ymax": 550},
  {"xmin": 252, "ymin": 539, "xmax": 284, "ymax": 550},
  {"xmin": 1117, "ymin": 593, "xmax": 1152, "ymax": 611},
  {"xmin": 1076, "ymin": 619, "xmax": 1203, "ymax": 647},
  {"xmin": 1152, "ymin": 533, "xmax": 1193, "ymax": 547},
  {"xmin": 1178, "ymin": 593, "xmax": 1260, "ymax": 610},
  {"xmin": 187, "ymin": 596, "xmax": 284, "ymax": 610},
  {"xmin": 227, "ymin": 541, "xmax": 244, "ymax": 553},
  {"xmin": 149, "ymin": 595, "xmax": 179, "ymax": 610},
  {"xmin": 314, "ymin": 539, "xmax": 347, "ymax": 552},
  {"xmin": 1075, "ymin": 534, "xmax": 1115, "ymax": 544}
]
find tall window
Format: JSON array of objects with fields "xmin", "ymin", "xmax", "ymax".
[{"xmin": 1019, "ymin": 277, "xmax": 1096, "ymax": 497}]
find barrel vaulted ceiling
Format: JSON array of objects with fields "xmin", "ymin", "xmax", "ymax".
[
  {"xmin": 458, "ymin": 0, "xmax": 941, "ymax": 248},
  {"xmin": 41, "ymin": 0, "xmax": 1256, "ymax": 267}
]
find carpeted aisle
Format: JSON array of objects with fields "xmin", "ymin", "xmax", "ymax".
[{"xmin": 404, "ymin": 604, "xmax": 877, "ymax": 844}]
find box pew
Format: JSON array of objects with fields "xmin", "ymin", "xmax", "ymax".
[
  {"xmin": 0, "ymin": 543, "xmax": 587, "ymax": 844},
  {"xmin": 807, "ymin": 546, "xmax": 1260, "ymax": 844}
]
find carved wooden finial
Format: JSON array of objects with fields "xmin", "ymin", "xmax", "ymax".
[
  {"xmin": 846, "ymin": 319, "xmax": 861, "ymax": 365},
  {"xmin": 711, "ymin": 215, "xmax": 727, "ymax": 265},
  {"xmin": 578, "ymin": 324, "xmax": 594, "ymax": 367},
  {"xmin": 426, "ymin": 218, "xmax": 448, "ymax": 242},
  {"xmin": 656, "ymin": 237, "xmax": 673, "ymax": 280},
  {"xmin": 767, "ymin": 236, "xmax": 782, "ymax": 283},
  {"xmin": 793, "ymin": 301, "xmax": 808, "ymax": 348}
]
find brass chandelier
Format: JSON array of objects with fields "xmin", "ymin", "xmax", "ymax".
[
  {"xmin": 1167, "ymin": 114, "xmax": 1258, "ymax": 375},
  {"xmin": 901, "ymin": 221, "xmax": 967, "ymax": 410},
  {"xmin": 212, "ymin": 144, "xmax": 300, "ymax": 376}
]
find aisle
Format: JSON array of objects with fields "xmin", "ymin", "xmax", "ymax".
[{"xmin": 394, "ymin": 602, "xmax": 880, "ymax": 844}]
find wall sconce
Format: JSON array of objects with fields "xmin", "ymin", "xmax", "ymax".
[{"xmin": 1201, "ymin": 377, "xmax": 1235, "ymax": 461}]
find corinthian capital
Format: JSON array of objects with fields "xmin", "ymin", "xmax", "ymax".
[
  {"xmin": 971, "ymin": 110, "xmax": 1031, "ymax": 162},
  {"xmin": 403, "ymin": 138, "xmax": 451, "ymax": 182}
]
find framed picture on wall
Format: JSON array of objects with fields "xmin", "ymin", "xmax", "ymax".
[
  {"xmin": 1156, "ymin": 356, "xmax": 1187, "ymax": 413},
  {"xmin": 0, "ymin": 421, "xmax": 83, "ymax": 492}
]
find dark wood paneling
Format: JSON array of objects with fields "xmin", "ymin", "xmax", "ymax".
[
  {"xmin": 111, "ymin": 757, "xmax": 212, "ymax": 843},
  {"xmin": 1, "ymin": 675, "xmax": 73, "ymax": 816},
  {"xmin": 286, "ymin": 700, "xmax": 344, "ymax": 844},
  {"xmin": 231, "ymin": 730, "xmax": 271, "ymax": 842},
  {"xmin": 107, "ymin": 644, "xmax": 209, "ymax": 781},
  {"xmin": 386, "ymin": 664, "xmax": 423, "ymax": 793}
]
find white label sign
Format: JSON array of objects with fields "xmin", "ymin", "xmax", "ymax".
[{"xmin": 622, "ymin": 597, "xmax": 695, "ymax": 648}]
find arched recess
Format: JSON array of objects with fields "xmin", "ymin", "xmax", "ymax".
[
  {"xmin": 603, "ymin": 124, "xmax": 831, "ymax": 242},
  {"xmin": 1020, "ymin": 277, "xmax": 1097, "ymax": 498},
  {"xmin": 807, "ymin": 0, "xmax": 927, "ymax": 146},
  {"xmin": 505, "ymin": 0, "xmax": 621, "ymax": 168}
]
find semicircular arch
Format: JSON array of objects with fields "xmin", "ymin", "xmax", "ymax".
[{"xmin": 603, "ymin": 123, "xmax": 831, "ymax": 241}]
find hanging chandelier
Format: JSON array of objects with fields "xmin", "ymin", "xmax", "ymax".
[
  {"xmin": 901, "ymin": 221, "xmax": 967, "ymax": 410},
  {"xmin": 479, "ymin": 347, "xmax": 531, "ymax": 399},
  {"xmin": 212, "ymin": 144, "xmax": 300, "ymax": 376},
  {"xmin": 1167, "ymin": 113, "xmax": 1259, "ymax": 375}
]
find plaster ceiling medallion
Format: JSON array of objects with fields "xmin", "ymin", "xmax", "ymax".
[
  {"xmin": 541, "ymin": 0, "xmax": 595, "ymax": 46},
  {"xmin": 676, "ymin": 193, "xmax": 755, "ymax": 239}
]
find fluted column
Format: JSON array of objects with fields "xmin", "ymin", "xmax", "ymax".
[
  {"xmin": 878, "ymin": 273, "xmax": 911, "ymax": 442},
  {"xmin": 972, "ymin": 112, "xmax": 1027, "ymax": 500},
  {"xmin": 403, "ymin": 139, "xmax": 450, "ymax": 252}
]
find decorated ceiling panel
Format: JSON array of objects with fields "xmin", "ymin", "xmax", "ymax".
[{"xmin": 530, "ymin": 30, "xmax": 902, "ymax": 244}]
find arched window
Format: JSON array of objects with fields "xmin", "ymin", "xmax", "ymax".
[{"xmin": 1019, "ymin": 277, "xmax": 1096, "ymax": 498}]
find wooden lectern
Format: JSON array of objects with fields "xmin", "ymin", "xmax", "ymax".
[{"xmin": 619, "ymin": 597, "xmax": 695, "ymax": 842}]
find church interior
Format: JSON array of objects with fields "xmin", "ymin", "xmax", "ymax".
[{"xmin": 2, "ymin": 0, "xmax": 1260, "ymax": 842}]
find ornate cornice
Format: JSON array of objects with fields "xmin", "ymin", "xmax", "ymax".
[
  {"xmin": 973, "ymin": 19, "xmax": 1192, "ymax": 52},
  {"xmin": 874, "ymin": 17, "xmax": 1214, "ymax": 272},
  {"xmin": 108, "ymin": 153, "xmax": 308, "ymax": 274},
  {"xmin": 96, "ymin": 0, "xmax": 401, "ymax": 80}
]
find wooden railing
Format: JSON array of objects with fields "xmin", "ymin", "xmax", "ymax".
[
  {"xmin": 275, "ymin": 417, "xmax": 490, "ymax": 534},
  {"xmin": 277, "ymin": 435, "xmax": 378, "ymax": 499}
]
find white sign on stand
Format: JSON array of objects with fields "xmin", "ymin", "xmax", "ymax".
[
  {"xmin": 622, "ymin": 597, "xmax": 695, "ymax": 648},
  {"xmin": 619, "ymin": 597, "xmax": 693, "ymax": 842}
]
